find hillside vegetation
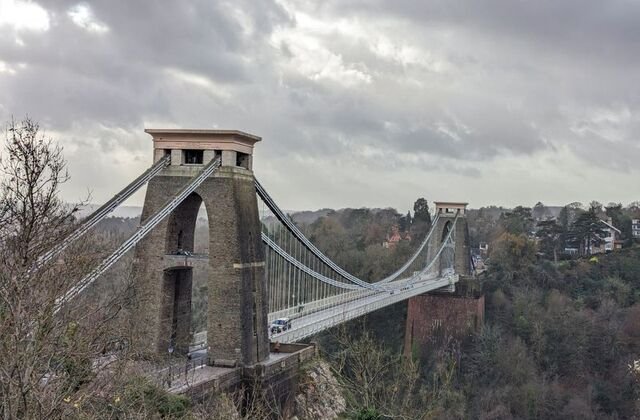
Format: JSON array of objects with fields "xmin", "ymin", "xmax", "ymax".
[{"xmin": 300, "ymin": 204, "xmax": 640, "ymax": 419}]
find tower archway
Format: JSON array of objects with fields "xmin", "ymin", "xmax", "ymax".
[
  {"xmin": 441, "ymin": 220, "xmax": 452, "ymax": 242},
  {"xmin": 158, "ymin": 192, "xmax": 209, "ymax": 355},
  {"xmin": 191, "ymin": 200, "xmax": 210, "ymax": 345},
  {"xmin": 439, "ymin": 221, "xmax": 455, "ymax": 275},
  {"xmin": 159, "ymin": 267, "xmax": 193, "ymax": 355},
  {"xmin": 165, "ymin": 192, "xmax": 202, "ymax": 254},
  {"xmin": 132, "ymin": 129, "xmax": 269, "ymax": 366}
]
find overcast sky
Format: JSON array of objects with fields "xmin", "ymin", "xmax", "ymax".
[{"xmin": 0, "ymin": 0, "xmax": 638, "ymax": 212}]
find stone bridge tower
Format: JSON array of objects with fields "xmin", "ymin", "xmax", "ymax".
[
  {"xmin": 405, "ymin": 201, "xmax": 484, "ymax": 358},
  {"xmin": 131, "ymin": 129, "xmax": 269, "ymax": 367},
  {"xmin": 427, "ymin": 202, "xmax": 471, "ymax": 276}
]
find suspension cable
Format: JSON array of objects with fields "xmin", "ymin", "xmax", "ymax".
[
  {"xmin": 255, "ymin": 178, "xmax": 442, "ymax": 288},
  {"xmin": 54, "ymin": 157, "xmax": 221, "ymax": 312},
  {"xmin": 35, "ymin": 154, "xmax": 171, "ymax": 270},
  {"xmin": 261, "ymin": 213, "xmax": 458, "ymax": 292},
  {"xmin": 408, "ymin": 212, "xmax": 460, "ymax": 284},
  {"xmin": 262, "ymin": 233, "xmax": 361, "ymax": 290}
]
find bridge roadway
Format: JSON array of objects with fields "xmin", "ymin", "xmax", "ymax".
[
  {"xmin": 162, "ymin": 273, "xmax": 457, "ymax": 393},
  {"xmin": 161, "ymin": 254, "xmax": 458, "ymax": 350},
  {"xmin": 186, "ymin": 272, "xmax": 457, "ymax": 360},
  {"xmin": 270, "ymin": 272, "xmax": 458, "ymax": 343}
]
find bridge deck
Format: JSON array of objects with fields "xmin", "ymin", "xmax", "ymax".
[{"xmin": 271, "ymin": 274, "xmax": 457, "ymax": 343}]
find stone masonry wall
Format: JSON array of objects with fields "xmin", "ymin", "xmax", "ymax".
[
  {"xmin": 426, "ymin": 216, "xmax": 471, "ymax": 277},
  {"xmin": 204, "ymin": 167, "xmax": 269, "ymax": 366},
  {"xmin": 404, "ymin": 294, "xmax": 484, "ymax": 357},
  {"xmin": 455, "ymin": 220, "xmax": 471, "ymax": 276},
  {"xmin": 130, "ymin": 165, "xmax": 269, "ymax": 366}
]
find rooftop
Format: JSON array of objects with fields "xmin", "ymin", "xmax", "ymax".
[
  {"xmin": 145, "ymin": 128, "xmax": 261, "ymax": 143},
  {"xmin": 434, "ymin": 201, "xmax": 469, "ymax": 206},
  {"xmin": 145, "ymin": 128, "xmax": 262, "ymax": 155}
]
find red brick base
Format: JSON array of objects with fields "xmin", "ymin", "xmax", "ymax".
[{"xmin": 404, "ymin": 294, "xmax": 484, "ymax": 357}]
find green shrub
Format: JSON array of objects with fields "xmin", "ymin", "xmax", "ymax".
[
  {"xmin": 122, "ymin": 377, "xmax": 191, "ymax": 418},
  {"xmin": 351, "ymin": 407, "xmax": 385, "ymax": 420}
]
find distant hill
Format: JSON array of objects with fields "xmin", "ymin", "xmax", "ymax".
[
  {"xmin": 532, "ymin": 205, "xmax": 563, "ymax": 220},
  {"xmin": 77, "ymin": 204, "xmax": 143, "ymax": 219},
  {"xmin": 467, "ymin": 204, "xmax": 565, "ymax": 222},
  {"xmin": 78, "ymin": 202, "xmax": 569, "ymax": 225},
  {"xmin": 78, "ymin": 203, "xmax": 330, "ymax": 225},
  {"xmin": 291, "ymin": 208, "xmax": 334, "ymax": 225}
]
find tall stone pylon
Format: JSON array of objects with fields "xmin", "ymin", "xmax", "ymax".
[
  {"xmin": 426, "ymin": 202, "xmax": 471, "ymax": 276},
  {"xmin": 131, "ymin": 129, "xmax": 269, "ymax": 367},
  {"xmin": 403, "ymin": 202, "xmax": 479, "ymax": 358}
]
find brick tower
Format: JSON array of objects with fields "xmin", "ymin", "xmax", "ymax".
[
  {"xmin": 131, "ymin": 129, "xmax": 269, "ymax": 367},
  {"xmin": 405, "ymin": 202, "xmax": 483, "ymax": 357}
]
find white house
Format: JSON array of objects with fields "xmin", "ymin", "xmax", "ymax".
[
  {"xmin": 595, "ymin": 218, "xmax": 623, "ymax": 253},
  {"xmin": 632, "ymin": 219, "xmax": 640, "ymax": 239}
]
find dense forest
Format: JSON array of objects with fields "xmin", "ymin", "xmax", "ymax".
[
  {"xmin": 70, "ymin": 196, "xmax": 640, "ymax": 419},
  {"xmin": 86, "ymin": 198, "xmax": 640, "ymax": 418},
  {"xmin": 300, "ymin": 201, "xmax": 640, "ymax": 419}
]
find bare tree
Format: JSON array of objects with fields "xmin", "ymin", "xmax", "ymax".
[
  {"xmin": 0, "ymin": 117, "xmax": 73, "ymax": 266},
  {"xmin": 327, "ymin": 325, "xmax": 423, "ymax": 418},
  {"xmin": 0, "ymin": 117, "xmax": 132, "ymax": 419}
]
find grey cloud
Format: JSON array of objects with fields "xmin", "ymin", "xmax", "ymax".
[
  {"xmin": 275, "ymin": 79, "xmax": 546, "ymax": 161},
  {"xmin": 329, "ymin": 0, "xmax": 640, "ymax": 64},
  {"xmin": 0, "ymin": 0, "xmax": 638, "ymax": 209},
  {"xmin": 0, "ymin": 0, "xmax": 290, "ymax": 130}
]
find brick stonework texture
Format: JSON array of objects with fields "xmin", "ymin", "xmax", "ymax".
[
  {"xmin": 130, "ymin": 165, "xmax": 269, "ymax": 367},
  {"xmin": 426, "ymin": 216, "xmax": 471, "ymax": 276},
  {"xmin": 404, "ymin": 294, "xmax": 485, "ymax": 357}
]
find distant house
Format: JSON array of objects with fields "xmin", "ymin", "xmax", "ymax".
[
  {"xmin": 384, "ymin": 226, "xmax": 402, "ymax": 249},
  {"xmin": 563, "ymin": 217, "xmax": 623, "ymax": 256},
  {"xmin": 633, "ymin": 219, "xmax": 640, "ymax": 239},
  {"xmin": 383, "ymin": 225, "xmax": 411, "ymax": 249},
  {"xmin": 478, "ymin": 242, "xmax": 489, "ymax": 255},
  {"xmin": 592, "ymin": 218, "xmax": 623, "ymax": 253},
  {"xmin": 564, "ymin": 247, "xmax": 580, "ymax": 256}
]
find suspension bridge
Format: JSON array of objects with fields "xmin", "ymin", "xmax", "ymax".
[{"xmin": 44, "ymin": 129, "xmax": 472, "ymax": 370}]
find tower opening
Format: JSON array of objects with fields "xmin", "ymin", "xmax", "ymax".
[
  {"xmin": 236, "ymin": 151, "xmax": 250, "ymax": 169},
  {"xmin": 160, "ymin": 267, "xmax": 193, "ymax": 355},
  {"xmin": 184, "ymin": 149, "xmax": 204, "ymax": 164},
  {"xmin": 165, "ymin": 193, "xmax": 202, "ymax": 254},
  {"xmin": 439, "ymin": 221, "xmax": 454, "ymax": 275},
  {"xmin": 162, "ymin": 193, "xmax": 209, "ymax": 354},
  {"xmin": 191, "ymin": 200, "xmax": 209, "ymax": 343},
  {"xmin": 442, "ymin": 221, "xmax": 452, "ymax": 242}
]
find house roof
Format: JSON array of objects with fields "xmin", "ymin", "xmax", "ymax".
[{"xmin": 599, "ymin": 219, "xmax": 621, "ymax": 234}]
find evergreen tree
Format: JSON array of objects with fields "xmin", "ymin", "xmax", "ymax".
[
  {"xmin": 398, "ymin": 211, "xmax": 412, "ymax": 232},
  {"xmin": 606, "ymin": 203, "xmax": 632, "ymax": 244},
  {"xmin": 558, "ymin": 202, "xmax": 583, "ymax": 252},
  {"xmin": 532, "ymin": 201, "xmax": 548, "ymax": 220},
  {"xmin": 536, "ymin": 219, "xmax": 563, "ymax": 262},
  {"xmin": 499, "ymin": 206, "xmax": 533, "ymax": 235},
  {"xmin": 412, "ymin": 198, "xmax": 431, "ymax": 224},
  {"xmin": 569, "ymin": 208, "xmax": 606, "ymax": 256}
]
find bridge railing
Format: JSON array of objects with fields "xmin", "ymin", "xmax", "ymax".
[
  {"xmin": 267, "ymin": 288, "xmax": 375, "ymax": 323},
  {"xmin": 272, "ymin": 273, "xmax": 459, "ymax": 343},
  {"xmin": 153, "ymin": 356, "xmax": 208, "ymax": 390}
]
